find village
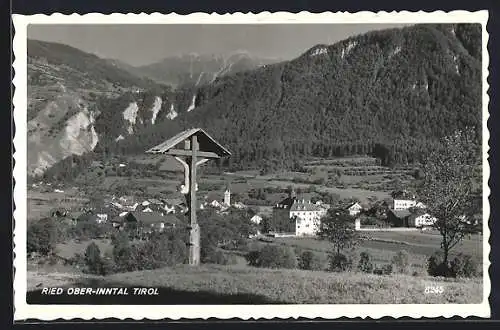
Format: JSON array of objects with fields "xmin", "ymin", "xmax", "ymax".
[{"xmin": 33, "ymin": 178, "xmax": 446, "ymax": 240}]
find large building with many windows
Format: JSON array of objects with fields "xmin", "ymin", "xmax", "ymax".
[{"xmin": 271, "ymin": 190, "xmax": 327, "ymax": 236}]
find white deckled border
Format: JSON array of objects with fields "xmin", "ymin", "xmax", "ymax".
[{"xmin": 12, "ymin": 10, "xmax": 491, "ymax": 321}]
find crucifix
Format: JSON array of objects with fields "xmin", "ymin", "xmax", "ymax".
[{"xmin": 146, "ymin": 128, "xmax": 231, "ymax": 265}]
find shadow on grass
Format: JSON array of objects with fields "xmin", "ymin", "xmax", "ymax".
[{"xmin": 27, "ymin": 278, "xmax": 286, "ymax": 305}]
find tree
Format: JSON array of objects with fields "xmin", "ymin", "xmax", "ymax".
[
  {"xmin": 417, "ymin": 128, "xmax": 480, "ymax": 266},
  {"xmin": 260, "ymin": 216, "xmax": 271, "ymax": 233},
  {"xmin": 358, "ymin": 251, "xmax": 374, "ymax": 273},
  {"xmin": 111, "ymin": 230, "xmax": 133, "ymax": 271},
  {"xmin": 84, "ymin": 242, "xmax": 103, "ymax": 274},
  {"xmin": 27, "ymin": 218, "xmax": 59, "ymax": 255},
  {"xmin": 317, "ymin": 208, "xmax": 359, "ymax": 255}
]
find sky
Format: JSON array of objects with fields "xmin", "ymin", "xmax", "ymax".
[{"xmin": 28, "ymin": 24, "xmax": 412, "ymax": 66}]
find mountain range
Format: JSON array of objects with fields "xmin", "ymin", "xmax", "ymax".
[
  {"xmin": 26, "ymin": 23, "xmax": 482, "ymax": 179},
  {"xmin": 110, "ymin": 52, "xmax": 280, "ymax": 87}
]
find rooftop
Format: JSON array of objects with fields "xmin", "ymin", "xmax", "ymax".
[
  {"xmin": 388, "ymin": 209, "xmax": 412, "ymax": 218},
  {"xmin": 275, "ymin": 197, "xmax": 323, "ymax": 212},
  {"xmin": 125, "ymin": 211, "xmax": 182, "ymax": 226},
  {"xmin": 146, "ymin": 128, "xmax": 231, "ymax": 157}
]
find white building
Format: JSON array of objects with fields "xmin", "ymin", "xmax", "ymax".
[
  {"xmin": 233, "ymin": 202, "xmax": 246, "ymax": 209},
  {"xmin": 293, "ymin": 201, "xmax": 327, "ymax": 236},
  {"xmin": 210, "ymin": 200, "xmax": 222, "ymax": 208},
  {"xmin": 410, "ymin": 213, "xmax": 437, "ymax": 227},
  {"xmin": 96, "ymin": 213, "xmax": 108, "ymax": 224},
  {"xmin": 250, "ymin": 214, "xmax": 263, "ymax": 225},
  {"xmin": 272, "ymin": 191, "xmax": 327, "ymax": 236},
  {"xmin": 346, "ymin": 202, "xmax": 363, "ymax": 216},
  {"xmin": 164, "ymin": 204, "xmax": 175, "ymax": 214}
]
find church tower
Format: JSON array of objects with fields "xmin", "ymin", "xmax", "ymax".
[{"xmin": 224, "ymin": 184, "xmax": 231, "ymax": 206}]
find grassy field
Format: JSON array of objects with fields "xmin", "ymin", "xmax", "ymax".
[
  {"xmin": 27, "ymin": 264, "xmax": 483, "ymax": 304},
  {"xmin": 55, "ymin": 239, "xmax": 114, "ymax": 259},
  {"xmin": 266, "ymin": 232, "xmax": 483, "ymax": 275},
  {"xmin": 220, "ymin": 175, "xmax": 391, "ymax": 203},
  {"xmin": 362, "ymin": 231, "xmax": 483, "ymax": 259},
  {"xmin": 27, "ymin": 188, "xmax": 88, "ymax": 222}
]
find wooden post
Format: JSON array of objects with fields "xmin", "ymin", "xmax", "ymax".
[
  {"xmin": 147, "ymin": 129, "xmax": 230, "ymax": 266},
  {"xmin": 188, "ymin": 135, "xmax": 200, "ymax": 265}
]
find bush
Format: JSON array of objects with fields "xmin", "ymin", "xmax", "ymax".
[
  {"xmin": 138, "ymin": 234, "xmax": 188, "ymax": 269},
  {"xmin": 299, "ymin": 251, "xmax": 326, "ymax": 271},
  {"xmin": 259, "ymin": 245, "xmax": 297, "ymax": 269},
  {"xmin": 245, "ymin": 250, "xmax": 261, "ymax": 267},
  {"xmin": 450, "ymin": 253, "xmax": 478, "ymax": 278},
  {"xmin": 328, "ymin": 253, "xmax": 352, "ymax": 272},
  {"xmin": 204, "ymin": 250, "xmax": 236, "ymax": 265},
  {"xmin": 113, "ymin": 230, "xmax": 188, "ymax": 272},
  {"xmin": 391, "ymin": 250, "xmax": 410, "ymax": 274},
  {"xmin": 246, "ymin": 245, "xmax": 297, "ymax": 269},
  {"xmin": 358, "ymin": 251, "xmax": 374, "ymax": 273},
  {"xmin": 427, "ymin": 252, "xmax": 454, "ymax": 277}
]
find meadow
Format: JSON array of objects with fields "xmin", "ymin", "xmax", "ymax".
[
  {"xmin": 27, "ymin": 263, "xmax": 483, "ymax": 304},
  {"xmin": 55, "ymin": 238, "xmax": 114, "ymax": 260},
  {"xmin": 27, "ymin": 187, "xmax": 88, "ymax": 222},
  {"xmin": 261, "ymin": 231, "xmax": 483, "ymax": 276}
]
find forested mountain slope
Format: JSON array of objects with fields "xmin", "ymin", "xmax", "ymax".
[{"xmin": 110, "ymin": 23, "xmax": 482, "ymax": 170}]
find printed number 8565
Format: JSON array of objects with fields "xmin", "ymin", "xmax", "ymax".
[{"xmin": 424, "ymin": 286, "xmax": 444, "ymax": 294}]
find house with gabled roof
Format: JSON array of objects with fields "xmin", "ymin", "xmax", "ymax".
[
  {"xmin": 346, "ymin": 202, "xmax": 363, "ymax": 217},
  {"xmin": 409, "ymin": 210, "xmax": 437, "ymax": 228}
]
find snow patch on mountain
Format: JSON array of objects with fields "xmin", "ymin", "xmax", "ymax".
[
  {"xmin": 167, "ymin": 103, "xmax": 178, "ymax": 120},
  {"xmin": 123, "ymin": 102, "xmax": 139, "ymax": 134},
  {"xmin": 115, "ymin": 135, "xmax": 125, "ymax": 142},
  {"xmin": 150, "ymin": 96, "xmax": 162, "ymax": 124},
  {"xmin": 187, "ymin": 95, "xmax": 197, "ymax": 112}
]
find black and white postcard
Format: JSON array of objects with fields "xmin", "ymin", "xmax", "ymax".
[{"xmin": 12, "ymin": 11, "xmax": 491, "ymax": 320}]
